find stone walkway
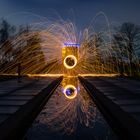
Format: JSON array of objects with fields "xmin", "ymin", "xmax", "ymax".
[
  {"xmin": 85, "ymin": 76, "xmax": 140, "ymax": 123},
  {"xmin": 79, "ymin": 76, "xmax": 140, "ymax": 140},
  {"xmin": 0, "ymin": 77, "xmax": 56, "ymax": 124}
]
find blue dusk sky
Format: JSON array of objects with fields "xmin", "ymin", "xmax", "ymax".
[{"xmin": 0, "ymin": 0, "xmax": 139, "ymax": 30}]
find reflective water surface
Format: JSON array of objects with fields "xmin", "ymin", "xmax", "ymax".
[{"xmin": 27, "ymin": 77, "xmax": 118, "ymax": 140}]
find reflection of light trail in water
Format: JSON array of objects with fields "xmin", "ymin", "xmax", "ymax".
[
  {"xmin": 34, "ymin": 83, "xmax": 101, "ymax": 135},
  {"xmin": 63, "ymin": 84, "xmax": 77, "ymax": 100}
]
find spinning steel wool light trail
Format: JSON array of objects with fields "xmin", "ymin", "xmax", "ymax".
[{"xmin": 0, "ymin": 12, "xmax": 139, "ymax": 76}]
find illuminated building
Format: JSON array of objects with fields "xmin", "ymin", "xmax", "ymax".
[{"xmin": 62, "ymin": 43, "xmax": 79, "ymax": 76}]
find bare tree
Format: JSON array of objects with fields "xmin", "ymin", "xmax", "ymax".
[
  {"xmin": 0, "ymin": 19, "xmax": 15, "ymax": 44},
  {"xmin": 13, "ymin": 26, "xmax": 46, "ymax": 74},
  {"xmin": 81, "ymin": 32, "xmax": 103, "ymax": 73},
  {"xmin": 113, "ymin": 22, "xmax": 140, "ymax": 76},
  {"xmin": 0, "ymin": 19, "xmax": 16, "ymax": 70}
]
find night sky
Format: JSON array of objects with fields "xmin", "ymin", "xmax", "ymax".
[{"xmin": 0, "ymin": 0, "xmax": 140, "ymax": 30}]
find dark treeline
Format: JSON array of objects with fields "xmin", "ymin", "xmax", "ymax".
[
  {"xmin": 0, "ymin": 19, "xmax": 48, "ymax": 74},
  {"xmin": 82, "ymin": 22, "xmax": 140, "ymax": 76},
  {"xmin": 0, "ymin": 19, "xmax": 140, "ymax": 76},
  {"xmin": 113, "ymin": 23, "xmax": 140, "ymax": 76}
]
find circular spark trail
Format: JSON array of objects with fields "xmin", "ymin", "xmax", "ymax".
[
  {"xmin": 63, "ymin": 55, "xmax": 77, "ymax": 69},
  {"xmin": 63, "ymin": 85, "xmax": 77, "ymax": 99}
]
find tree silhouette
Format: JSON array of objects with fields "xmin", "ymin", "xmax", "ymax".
[
  {"xmin": 113, "ymin": 22, "xmax": 140, "ymax": 75},
  {"xmin": 0, "ymin": 19, "xmax": 16, "ymax": 72},
  {"xmin": 13, "ymin": 26, "xmax": 46, "ymax": 74},
  {"xmin": 0, "ymin": 19, "xmax": 15, "ymax": 44}
]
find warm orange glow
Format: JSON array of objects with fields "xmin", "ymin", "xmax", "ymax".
[
  {"xmin": 0, "ymin": 73, "xmax": 119, "ymax": 77},
  {"xmin": 63, "ymin": 84, "xmax": 77, "ymax": 100},
  {"xmin": 63, "ymin": 55, "xmax": 77, "ymax": 69},
  {"xmin": 27, "ymin": 74, "xmax": 63, "ymax": 77},
  {"xmin": 78, "ymin": 74, "xmax": 119, "ymax": 77}
]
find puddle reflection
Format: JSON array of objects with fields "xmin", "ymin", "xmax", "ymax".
[
  {"xmin": 62, "ymin": 77, "xmax": 78, "ymax": 100},
  {"xmin": 27, "ymin": 77, "xmax": 118, "ymax": 140}
]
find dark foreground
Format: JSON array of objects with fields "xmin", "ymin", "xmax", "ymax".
[{"xmin": 0, "ymin": 76, "xmax": 140, "ymax": 140}]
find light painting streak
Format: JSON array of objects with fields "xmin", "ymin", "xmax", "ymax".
[
  {"xmin": 63, "ymin": 84, "xmax": 77, "ymax": 100},
  {"xmin": 63, "ymin": 55, "xmax": 77, "ymax": 69}
]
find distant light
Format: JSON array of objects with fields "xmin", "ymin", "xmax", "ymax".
[{"xmin": 64, "ymin": 43, "xmax": 80, "ymax": 47}]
